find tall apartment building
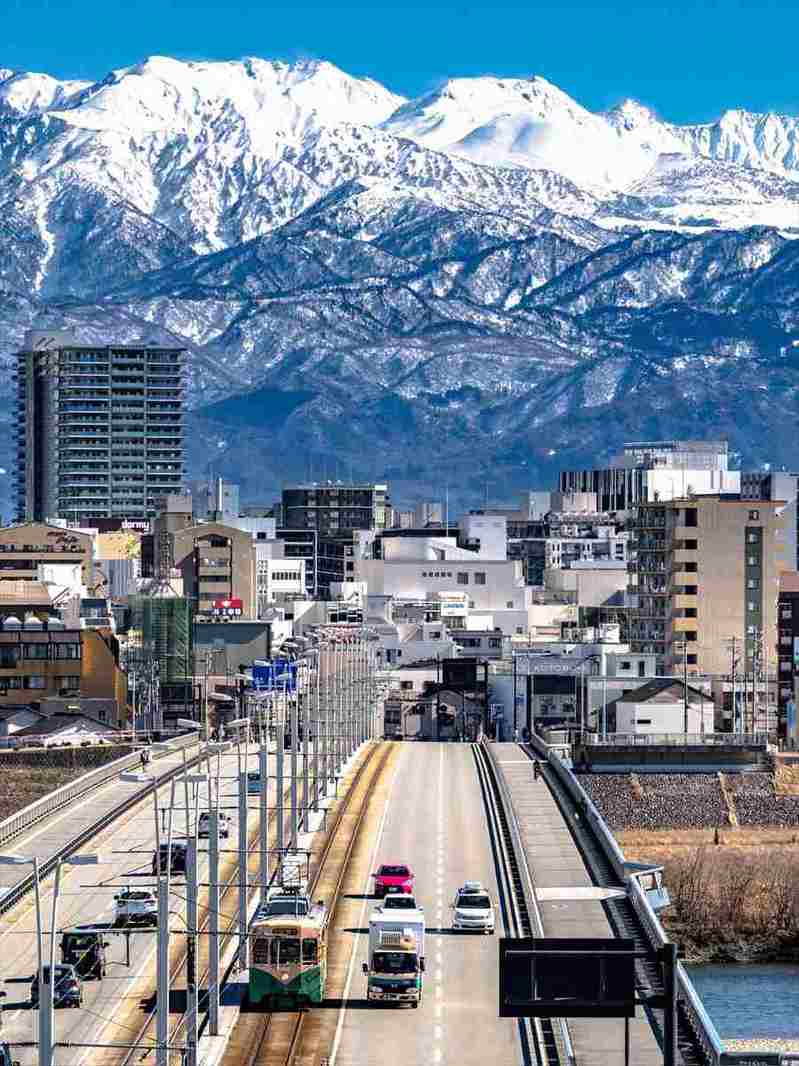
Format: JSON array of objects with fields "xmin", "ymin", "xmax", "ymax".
[
  {"xmin": 629, "ymin": 495, "xmax": 786, "ymax": 677},
  {"xmin": 742, "ymin": 471, "xmax": 799, "ymax": 570},
  {"xmin": 777, "ymin": 572, "xmax": 799, "ymax": 732},
  {"xmin": 281, "ymin": 483, "xmax": 390, "ymax": 535},
  {"xmin": 560, "ymin": 440, "xmax": 739, "ymax": 512},
  {"xmin": 15, "ymin": 331, "xmax": 185, "ymax": 524}
]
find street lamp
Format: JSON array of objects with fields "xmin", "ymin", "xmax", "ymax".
[
  {"xmin": 119, "ymin": 768, "xmax": 178, "ymax": 1066},
  {"xmin": 577, "ymin": 653, "xmax": 602, "ymax": 739},
  {"xmin": 0, "ymin": 853, "xmax": 103, "ymax": 1066}
]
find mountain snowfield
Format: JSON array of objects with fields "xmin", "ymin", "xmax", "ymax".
[{"xmin": 1, "ymin": 55, "xmax": 799, "ymax": 505}]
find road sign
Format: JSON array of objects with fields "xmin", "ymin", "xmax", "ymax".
[{"xmin": 499, "ymin": 938, "xmax": 636, "ymax": 1019}]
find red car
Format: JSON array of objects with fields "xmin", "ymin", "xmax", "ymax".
[{"xmin": 372, "ymin": 862, "xmax": 415, "ymax": 898}]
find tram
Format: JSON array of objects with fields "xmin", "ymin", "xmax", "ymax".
[{"xmin": 249, "ymin": 904, "xmax": 327, "ymax": 1006}]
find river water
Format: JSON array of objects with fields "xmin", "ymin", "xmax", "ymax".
[{"xmin": 687, "ymin": 963, "xmax": 799, "ymax": 1039}]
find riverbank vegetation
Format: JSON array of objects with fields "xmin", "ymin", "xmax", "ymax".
[{"xmin": 623, "ymin": 836, "xmax": 799, "ymax": 962}]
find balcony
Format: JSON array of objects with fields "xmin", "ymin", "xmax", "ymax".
[
  {"xmin": 670, "ymin": 617, "xmax": 698, "ymax": 635},
  {"xmin": 673, "ymin": 549, "xmax": 698, "ymax": 565},
  {"xmin": 673, "ymin": 526, "xmax": 699, "ymax": 541},
  {"xmin": 199, "ymin": 566, "xmax": 231, "ymax": 578},
  {"xmin": 667, "ymin": 642, "xmax": 698, "ymax": 660},
  {"xmin": 672, "ymin": 594, "xmax": 698, "ymax": 609},
  {"xmin": 671, "ymin": 570, "xmax": 697, "ymax": 584}
]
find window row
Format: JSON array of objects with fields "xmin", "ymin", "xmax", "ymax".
[
  {"xmin": 0, "ymin": 675, "xmax": 80, "ymax": 691},
  {"xmin": 0, "ymin": 644, "xmax": 81, "ymax": 666}
]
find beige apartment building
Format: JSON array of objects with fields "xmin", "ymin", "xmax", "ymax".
[
  {"xmin": 0, "ymin": 522, "xmax": 93, "ymax": 585},
  {"xmin": 630, "ymin": 495, "xmax": 787, "ymax": 677},
  {"xmin": 168, "ymin": 522, "xmax": 256, "ymax": 617}
]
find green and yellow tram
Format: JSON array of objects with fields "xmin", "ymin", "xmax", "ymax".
[{"xmin": 249, "ymin": 910, "xmax": 327, "ymax": 1007}]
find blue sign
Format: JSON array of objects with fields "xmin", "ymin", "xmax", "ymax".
[
  {"xmin": 787, "ymin": 698, "xmax": 797, "ymax": 740},
  {"xmin": 252, "ymin": 659, "xmax": 297, "ymax": 692}
]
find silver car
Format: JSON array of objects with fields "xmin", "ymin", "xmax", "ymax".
[{"xmin": 451, "ymin": 882, "xmax": 495, "ymax": 934}]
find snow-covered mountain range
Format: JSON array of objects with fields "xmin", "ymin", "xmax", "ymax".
[{"xmin": 1, "ymin": 56, "xmax": 798, "ymax": 506}]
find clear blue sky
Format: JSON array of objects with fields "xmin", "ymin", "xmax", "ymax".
[{"xmin": 2, "ymin": 0, "xmax": 796, "ymax": 124}]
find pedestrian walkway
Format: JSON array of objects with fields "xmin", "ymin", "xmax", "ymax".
[
  {"xmin": 492, "ymin": 744, "xmax": 661, "ymax": 1066},
  {"xmin": 0, "ymin": 743, "xmax": 203, "ymax": 891}
]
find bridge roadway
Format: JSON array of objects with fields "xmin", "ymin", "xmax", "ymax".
[
  {"xmin": 492, "ymin": 743, "xmax": 661, "ymax": 1066},
  {"xmin": 325, "ymin": 741, "xmax": 520, "ymax": 1066},
  {"xmin": 0, "ymin": 744, "xmax": 275, "ymax": 1066}
]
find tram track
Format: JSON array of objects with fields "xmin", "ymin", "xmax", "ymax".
[
  {"xmin": 220, "ymin": 740, "xmax": 394, "ymax": 1066},
  {"xmin": 108, "ymin": 755, "xmax": 328, "ymax": 1066},
  {"xmin": 472, "ymin": 741, "xmax": 569, "ymax": 1066}
]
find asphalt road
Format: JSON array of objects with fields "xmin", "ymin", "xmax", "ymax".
[
  {"xmin": 0, "ymin": 743, "xmax": 289, "ymax": 1066},
  {"xmin": 328, "ymin": 742, "xmax": 521, "ymax": 1066}
]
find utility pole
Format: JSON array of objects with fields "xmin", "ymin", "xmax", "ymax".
[
  {"xmin": 185, "ymin": 838, "xmax": 198, "ymax": 1066},
  {"xmin": 208, "ymin": 811, "xmax": 220, "ymax": 1035},
  {"xmin": 259, "ymin": 740, "xmax": 268, "ymax": 903},
  {"xmin": 276, "ymin": 687, "xmax": 285, "ymax": 881},
  {"xmin": 237, "ymin": 770, "xmax": 248, "ymax": 969},
  {"xmin": 683, "ymin": 639, "xmax": 688, "ymax": 735},
  {"xmin": 726, "ymin": 636, "xmax": 740, "ymax": 733},
  {"xmin": 290, "ymin": 688, "xmax": 299, "ymax": 851}
]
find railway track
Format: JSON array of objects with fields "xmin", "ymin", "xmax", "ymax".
[
  {"xmin": 472, "ymin": 741, "xmax": 570, "ymax": 1066},
  {"xmin": 219, "ymin": 740, "xmax": 393, "ymax": 1066},
  {"xmin": 111, "ymin": 755, "xmax": 329, "ymax": 1066}
]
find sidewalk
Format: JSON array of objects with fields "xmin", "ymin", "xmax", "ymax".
[{"xmin": 492, "ymin": 744, "xmax": 661, "ymax": 1066}]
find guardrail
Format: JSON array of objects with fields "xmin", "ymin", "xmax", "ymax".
[
  {"xmin": 0, "ymin": 737, "xmax": 207, "ymax": 920},
  {"xmin": 0, "ymin": 732, "xmax": 199, "ymax": 850},
  {"xmin": 586, "ymin": 732, "xmax": 769, "ymax": 747},
  {"xmin": 529, "ymin": 731, "xmax": 726, "ymax": 1065}
]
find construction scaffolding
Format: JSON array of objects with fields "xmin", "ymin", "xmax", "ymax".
[{"xmin": 128, "ymin": 583, "xmax": 194, "ymax": 729}]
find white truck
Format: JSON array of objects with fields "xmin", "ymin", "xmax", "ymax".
[{"xmin": 362, "ymin": 908, "xmax": 425, "ymax": 1007}]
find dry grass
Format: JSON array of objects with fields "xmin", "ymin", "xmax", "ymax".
[
  {"xmin": 0, "ymin": 766, "xmax": 82, "ymax": 821},
  {"xmin": 647, "ymin": 847, "xmax": 799, "ymax": 950},
  {"xmin": 620, "ymin": 826, "xmax": 799, "ymax": 856},
  {"xmin": 774, "ymin": 761, "xmax": 799, "ymax": 796}
]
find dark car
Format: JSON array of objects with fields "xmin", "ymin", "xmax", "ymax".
[
  {"xmin": 60, "ymin": 929, "xmax": 109, "ymax": 979},
  {"xmin": 30, "ymin": 965, "xmax": 82, "ymax": 1008},
  {"xmin": 152, "ymin": 841, "xmax": 188, "ymax": 876}
]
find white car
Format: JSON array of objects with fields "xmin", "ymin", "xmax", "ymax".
[
  {"xmin": 114, "ymin": 888, "xmax": 158, "ymax": 927},
  {"xmin": 451, "ymin": 881, "xmax": 495, "ymax": 934},
  {"xmin": 198, "ymin": 812, "xmax": 231, "ymax": 838},
  {"xmin": 380, "ymin": 895, "xmax": 423, "ymax": 913}
]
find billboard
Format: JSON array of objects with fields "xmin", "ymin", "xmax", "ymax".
[
  {"xmin": 499, "ymin": 938, "xmax": 635, "ymax": 1019},
  {"xmin": 787, "ymin": 698, "xmax": 798, "ymax": 744},
  {"xmin": 438, "ymin": 591, "xmax": 468, "ymax": 617},
  {"xmin": 212, "ymin": 598, "xmax": 243, "ymax": 618},
  {"xmin": 442, "ymin": 657, "xmax": 478, "ymax": 690}
]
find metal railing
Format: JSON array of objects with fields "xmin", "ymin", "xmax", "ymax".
[
  {"xmin": 586, "ymin": 732, "xmax": 770, "ymax": 747},
  {"xmin": 0, "ymin": 733, "xmax": 198, "ymax": 850},
  {"xmin": 528, "ymin": 731, "xmax": 727, "ymax": 1065},
  {"xmin": 0, "ymin": 735, "xmax": 206, "ymax": 920}
]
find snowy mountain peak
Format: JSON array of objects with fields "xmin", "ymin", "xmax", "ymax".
[
  {"xmin": 604, "ymin": 97, "xmax": 661, "ymax": 130},
  {"xmin": 0, "ymin": 69, "xmax": 92, "ymax": 114}
]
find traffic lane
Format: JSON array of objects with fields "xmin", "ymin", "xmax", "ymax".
[
  {"xmin": 0, "ymin": 747, "xmax": 273, "ymax": 1066},
  {"xmin": 332, "ymin": 743, "xmax": 519, "ymax": 1066}
]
